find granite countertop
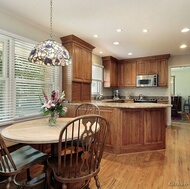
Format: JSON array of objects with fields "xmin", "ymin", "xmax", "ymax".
[
  {"xmin": 69, "ymin": 102, "xmax": 171, "ymax": 109},
  {"xmin": 93, "ymin": 102, "xmax": 171, "ymax": 108}
]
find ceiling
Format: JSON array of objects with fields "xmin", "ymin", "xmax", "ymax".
[{"xmin": 0, "ymin": 0, "xmax": 190, "ymax": 60}]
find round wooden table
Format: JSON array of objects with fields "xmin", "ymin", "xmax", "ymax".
[{"xmin": 1, "ymin": 117, "xmax": 74, "ymax": 144}]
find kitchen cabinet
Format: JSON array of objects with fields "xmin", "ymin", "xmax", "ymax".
[
  {"xmin": 137, "ymin": 60, "xmax": 158, "ymax": 75},
  {"xmin": 123, "ymin": 61, "xmax": 136, "ymax": 87},
  {"xmin": 60, "ymin": 35, "xmax": 95, "ymax": 102},
  {"xmin": 102, "ymin": 56, "xmax": 118, "ymax": 87},
  {"xmin": 135, "ymin": 54, "xmax": 170, "ymax": 87},
  {"xmin": 104, "ymin": 54, "xmax": 169, "ymax": 88},
  {"xmin": 64, "ymin": 103, "xmax": 168, "ymax": 154},
  {"xmin": 72, "ymin": 82, "xmax": 91, "ymax": 102},
  {"xmin": 157, "ymin": 59, "xmax": 168, "ymax": 87},
  {"xmin": 99, "ymin": 107, "xmax": 116, "ymax": 153},
  {"xmin": 118, "ymin": 61, "xmax": 136, "ymax": 87}
]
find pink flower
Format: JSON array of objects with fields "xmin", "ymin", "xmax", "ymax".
[{"xmin": 42, "ymin": 100, "xmax": 55, "ymax": 109}]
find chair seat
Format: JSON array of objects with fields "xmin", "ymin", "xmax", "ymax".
[
  {"xmin": 0, "ymin": 141, "xmax": 48, "ymax": 189},
  {"xmin": 12, "ymin": 145, "xmax": 48, "ymax": 170},
  {"xmin": 0, "ymin": 145, "xmax": 48, "ymax": 176},
  {"xmin": 47, "ymin": 153, "xmax": 94, "ymax": 189}
]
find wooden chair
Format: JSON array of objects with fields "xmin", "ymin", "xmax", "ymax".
[
  {"xmin": 75, "ymin": 103, "xmax": 100, "ymax": 116},
  {"xmin": 46, "ymin": 114, "xmax": 109, "ymax": 189},
  {"xmin": 0, "ymin": 134, "xmax": 48, "ymax": 189}
]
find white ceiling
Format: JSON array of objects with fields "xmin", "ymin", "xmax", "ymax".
[{"xmin": 0, "ymin": 0, "xmax": 190, "ymax": 60}]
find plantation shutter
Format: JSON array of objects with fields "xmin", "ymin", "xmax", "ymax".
[
  {"xmin": 0, "ymin": 35, "xmax": 14, "ymax": 123},
  {"xmin": 14, "ymin": 39, "xmax": 60, "ymax": 118},
  {"xmin": 0, "ymin": 31, "xmax": 60, "ymax": 124}
]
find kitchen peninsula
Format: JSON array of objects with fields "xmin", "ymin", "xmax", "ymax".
[{"xmin": 65, "ymin": 102, "xmax": 171, "ymax": 154}]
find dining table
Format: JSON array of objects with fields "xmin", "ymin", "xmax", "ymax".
[{"xmin": 1, "ymin": 117, "xmax": 75, "ymax": 155}]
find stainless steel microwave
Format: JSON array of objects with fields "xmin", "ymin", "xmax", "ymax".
[{"xmin": 136, "ymin": 74, "xmax": 158, "ymax": 87}]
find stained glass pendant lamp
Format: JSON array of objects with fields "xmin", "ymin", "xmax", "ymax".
[{"xmin": 28, "ymin": 0, "xmax": 71, "ymax": 66}]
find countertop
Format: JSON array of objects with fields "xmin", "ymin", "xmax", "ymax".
[
  {"xmin": 69, "ymin": 102, "xmax": 171, "ymax": 109},
  {"xmin": 93, "ymin": 102, "xmax": 171, "ymax": 108}
]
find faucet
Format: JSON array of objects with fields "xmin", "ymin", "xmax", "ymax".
[
  {"xmin": 139, "ymin": 94, "xmax": 144, "ymax": 100},
  {"xmin": 95, "ymin": 93, "xmax": 103, "ymax": 100}
]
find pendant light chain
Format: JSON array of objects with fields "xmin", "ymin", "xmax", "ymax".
[
  {"xmin": 50, "ymin": 0, "xmax": 53, "ymax": 39},
  {"xmin": 28, "ymin": 0, "xmax": 72, "ymax": 66}
]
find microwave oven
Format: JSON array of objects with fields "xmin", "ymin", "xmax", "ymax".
[{"xmin": 136, "ymin": 74, "xmax": 158, "ymax": 87}]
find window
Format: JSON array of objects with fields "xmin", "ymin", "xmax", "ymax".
[
  {"xmin": 0, "ymin": 31, "xmax": 60, "ymax": 125},
  {"xmin": 91, "ymin": 64, "xmax": 103, "ymax": 95}
]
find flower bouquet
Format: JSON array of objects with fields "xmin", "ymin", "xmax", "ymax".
[{"xmin": 40, "ymin": 89, "xmax": 67, "ymax": 126}]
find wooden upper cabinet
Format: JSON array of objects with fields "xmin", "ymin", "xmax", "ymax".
[
  {"xmin": 157, "ymin": 59, "xmax": 168, "ymax": 87},
  {"xmin": 118, "ymin": 61, "xmax": 136, "ymax": 87},
  {"xmin": 82, "ymin": 48, "xmax": 92, "ymax": 82},
  {"xmin": 102, "ymin": 56, "xmax": 118, "ymax": 87},
  {"xmin": 117, "ymin": 63, "xmax": 124, "ymax": 86},
  {"xmin": 103, "ymin": 54, "xmax": 170, "ymax": 88},
  {"xmin": 61, "ymin": 35, "xmax": 95, "ymax": 83},
  {"xmin": 60, "ymin": 35, "xmax": 95, "ymax": 102},
  {"xmin": 137, "ymin": 60, "xmax": 158, "ymax": 75},
  {"xmin": 135, "ymin": 54, "xmax": 170, "ymax": 87},
  {"xmin": 124, "ymin": 61, "xmax": 136, "ymax": 87}
]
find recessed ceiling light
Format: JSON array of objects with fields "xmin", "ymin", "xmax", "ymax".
[
  {"xmin": 117, "ymin": 29, "xmax": 122, "ymax": 32},
  {"xmin": 181, "ymin": 28, "xmax": 190, "ymax": 33},
  {"xmin": 180, "ymin": 44, "xmax": 187, "ymax": 48},
  {"xmin": 128, "ymin": 53, "xmax": 132, "ymax": 55},
  {"xmin": 99, "ymin": 51, "xmax": 103, "ymax": 54},
  {"xmin": 113, "ymin": 42, "xmax": 119, "ymax": 45},
  {"xmin": 143, "ymin": 29, "xmax": 149, "ymax": 33},
  {"xmin": 94, "ymin": 34, "xmax": 99, "ymax": 38}
]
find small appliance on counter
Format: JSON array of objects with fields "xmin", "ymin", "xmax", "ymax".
[
  {"xmin": 125, "ymin": 92, "xmax": 131, "ymax": 99},
  {"xmin": 113, "ymin": 90, "xmax": 119, "ymax": 100}
]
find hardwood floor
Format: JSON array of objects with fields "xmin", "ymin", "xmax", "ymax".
[
  {"xmin": 2, "ymin": 122, "xmax": 190, "ymax": 189},
  {"xmin": 89, "ymin": 122, "xmax": 190, "ymax": 189}
]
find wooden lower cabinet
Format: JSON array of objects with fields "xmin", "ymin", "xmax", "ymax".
[
  {"xmin": 120, "ymin": 109, "xmax": 144, "ymax": 150},
  {"xmin": 64, "ymin": 104, "xmax": 166, "ymax": 154},
  {"xmin": 99, "ymin": 107, "xmax": 117, "ymax": 153},
  {"xmin": 120, "ymin": 108, "xmax": 165, "ymax": 153},
  {"xmin": 101, "ymin": 107, "xmax": 166, "ymax": 154},
  {"xmin": 72, "ymin": 82, "xmax": 91, "ymax": 102}
]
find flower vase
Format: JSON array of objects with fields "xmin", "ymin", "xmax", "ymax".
[{"xmin": 48, "ymin": 112, "xmax": 58, "ymax": 126}]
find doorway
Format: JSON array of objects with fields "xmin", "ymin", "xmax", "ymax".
[{"xmin": 171, "ymin": 66, "xmax": 190, "ymax": 123}]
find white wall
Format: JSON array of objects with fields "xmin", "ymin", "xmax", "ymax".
[{"xmin": 0, "ymin": 8, "xmax": 60, "ymax": 43}]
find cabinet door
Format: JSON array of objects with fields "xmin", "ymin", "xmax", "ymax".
[
  {"xmin": 82, "ymin": 48, "xmax": 92, "ymax": 82},
  {"xmin": 137, "ymin": 60, "xmax": 158, "ymax": 75},
  {"xmin": 99, "ymin": 107, "xmax": 115, "ymax": 153},
  {"xmin": 73, "ymin": 44, "xmax": 83, "ymax": 81},
  {"xmin": 110, "ymin": 61, "xmax": 118, "ymax": 87},
  {"xmin": 121, "ymin": 109, "xmax": 143, "ymax": 147},
  {"xmin": 81, "ymin": 83, "xmax": 91, "ymax": 102},
  {"xmin": 123, "ymin": 62, "xmax": 136, "ymax": 87},
  {"xmin": 157, "ymin": 59, "xmax": 168, "ymax": 87},
  {"xmin": 148, "ymin": 60, "xmax": 158, "ymax": 74},
  {"xmin": 103, "ymin": 57, "xmax": 118, "ymax": 87},
  {"xmin": 136, "ymin": 61, "xmax": 147, "ymax": 75},
  {"xmin": 144, "ymin": 109, "xmax": 165, "ymax": 144},
  {"xmin": 118, "ymin": 63, "xmax": 124, "ymax": 87},
  {"xmin": 72, "ymin": 82, "xmax": 82, "ymax": 102}
]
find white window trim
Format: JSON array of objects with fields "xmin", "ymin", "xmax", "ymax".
[{"xmin": 0, "ymin": 29, "xmax": 61, "ymax": 127}]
